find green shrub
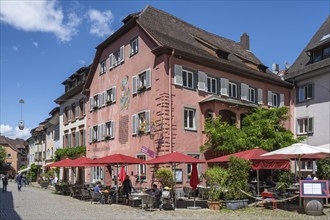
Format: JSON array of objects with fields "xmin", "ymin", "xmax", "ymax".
[
  {"xmin": 204, "ymin": 167, "xmax": 228, "ymax": 201},
  {"xmin": 155, "ymin": 168, "xmax": 174, "ymax": 188},
  {"xmin": 317, "ymin": 158, "xmax": 330, "ymax": 179},
  {"xmin": 225, "ymin": 156, "xmax": 251, "ymax": 200}
]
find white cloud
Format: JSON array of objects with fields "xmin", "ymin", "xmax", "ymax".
[
  {"xmin": 0, "ymin": 124, "xmax": 31, "ymax": 140},
  {"xmin": 87, "ymin": 9, "xmax": 114, "ymax": 38},
  {"xmin": 78, "ymin": 59, "xmax": 86, "ymax": 65},
  {"xmin": 0, "ymin": 1, "xmax": 79, "ymax": 42},
  {"xmin": 12, "ymin": 46, "xmax": 18, "ymax": 51},
  {"xmin": 32, "ymin": 41, "xmax": 39, "ymax": 47}
]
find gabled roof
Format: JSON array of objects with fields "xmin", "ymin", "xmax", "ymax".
[
  {"xmin": 85, "ymin": 5, "xmax": 291, "ymax": 90},
  {"xmin": 285, "ymin": 16, "xmax": 330, "ymax": 80},
  {"xmin": 0, "ymin": 136, "xmax": 27, "ymax": 153}
]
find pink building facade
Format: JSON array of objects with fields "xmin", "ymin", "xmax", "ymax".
[{"xmin": 84, "ymin": 6, "xmax": 292, "ymax": 187}]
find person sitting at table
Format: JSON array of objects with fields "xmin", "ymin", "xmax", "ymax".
[
  {"xmin": 265, "ymin": 176, "xmax": 276, "ymax": 187},
  {"xmin": 94, "ymin": 181, "xmax": 103, "ymax": 193},
  {"xmin": 146, "ymin": 184, "xmax": 160, "ymax": 197},
  {"xmin": 305, "ymin": 174, "xmax": 313, "ymax": 180}
]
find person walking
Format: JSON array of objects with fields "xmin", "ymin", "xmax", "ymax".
[
  {"xmin": 122, "ymin": 175, "xmax": 134, "ymax": 204},
  {"xmin": 22, "ymin": 173, "xmax": 26, "ymax": 187},
  {"xmin": 16, "ymin": 173, "xmax": 22, "ymax": 191},
  {"xmin": 2, "ymin": 175, "xmax": 8, "ymax": 192}
]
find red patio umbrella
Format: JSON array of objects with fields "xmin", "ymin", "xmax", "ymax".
[
  {"xmin": 87, "ymin": 153, "xmax": 144, "ymax": 165},
  {"xmin": 45, "ymin": 158, "xmax": 74, "ymax": 168},
  {"xmin": 189, "ymin": 163, "xmax": 199, "ymax": 208},
  {"xmin": 119, "ymin": 166, "xmax": 126, "ymax": 182},
  {"xmin": 69, "ymin": 156, "xmax": 94, "ymax": 167}
]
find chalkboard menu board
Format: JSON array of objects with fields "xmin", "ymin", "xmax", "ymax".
[{"xmin": 300, "ymin": 180, "xmax": 330, "ymax": 198}]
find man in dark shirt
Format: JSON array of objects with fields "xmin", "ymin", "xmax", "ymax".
[{"xmin": 16, "ymin": 174, "xmax": 22, "ymax": 191}]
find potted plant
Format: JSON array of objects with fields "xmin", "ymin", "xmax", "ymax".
[
  {"xmin": 204, "ymin": 166, "xmax": 228, "ymax": 210},
  {"xmin": 137, "ymin": 85, "xmax": 146, "ymax": 93},
  {"xmin": 224, "ymin": 156, "xmax": 251, "ymax": 210}
]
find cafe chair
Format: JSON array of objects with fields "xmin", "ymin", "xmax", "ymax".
[{"xmin": 261, "ymin": 192, "xmax": 277, "ymax": 210}]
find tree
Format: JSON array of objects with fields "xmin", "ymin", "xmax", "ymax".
[
  {"xmin": 201, "ymin": 107, "xmax": 300, "ymax": 154},
  {"xmin": 200, "ymin": 117, "xmax": 247, "ymax": 154},
  {"xmin": 0, "ymin": 146, "xmax": 6, "ymax": 167}
]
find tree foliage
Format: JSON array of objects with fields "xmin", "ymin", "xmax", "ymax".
[
  {"xmin": 54, "ymin": 146, "xmax": 86, "ymax": 161},
  {"xmin": 155, "ymin": 168, "xmax": 174, "ymax": 188},
  {"xmin": 0, "ymin": 146, "xmax": 6, "ymax": 167},
  {"xmin": 225, "ymin": 157, "xmax": 251, "ymax": 200},
  {"xmin": 204, "ymin": 167, "xmax": 228, "ymax": 201},
  {"xmin": 200, "ymin": 117, "xmax": 247, "ymax": 154},
  {"xmin": 201, "ymin": 107, "xmax": 300, "ymax": 154},
  {"xmin": 316, "ymin": 158, "xmax": 330, "ymax": 180}
]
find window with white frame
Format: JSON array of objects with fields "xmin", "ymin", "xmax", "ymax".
[
  {"xmin": 268, "ymin": 91, "xmax": 284, "ymax": 107},
  {"xmin": 207, "ymin": 76, "xmax": 217, "ymax": 93},
  {"xmin": 92, "ymin": 126, "xmax": 98, "ymax": 142},
  {"xmin": 109, "ymin": 46, "xmax": 124, "ymax": 69},
  {"xmin": 229, "ymin": 82, "xmax": 237, "ymax": 98},
  {"xmin": 184, "ymin": 107, "xmax": 196, "ymax": 130},
  {"xmin": 136, "ymin": 155, "xmax": 146, "ymax": 182},
  {"xmin": 297, "ymin": 118, "xmax": 313, "ymax": 135},
  {"xmin": 186, "ymin": 154, "xmax": 200, "ymax": 181},
  {"xmin": 182, "ymin": 69, "xmax": 194, "ymax": 89},
  {"xmin": 132, "ymin": 69, "xmax": 151, "ymax": 94},
  {"xmin": 130, "ymin": 37, "xmax": 139, "ymax": 56},
  {"xmin": 93, "ymin": 95, "xmax": 99, "ymax": 109},
  {"xmin": 249, "ymin": 88, "xmax": 256, "ymax": 103},
  {"xmin": 272, "ymin": 93, "xmax": 278, "ymax": 107},
  {"xmin": 105, "ymin": 121, "xmax": 115, "ymax": 139},
  {"xmin": 106, "ymin": 87, "xmax": 116, "ymax": 104},
  {"xmin": 100, "ymin": 61, "xmax": 106, "ymax": 75},
  {"xmin": 298, "ymin": 84, "xmax": 313, "ymax": 103},
  {"xmin": 301, "ymin": 161, "xmax": 313, "ymax": 171},
  {"xmin": 132, "ymin": 110, "xmax": 150, "ymax": 135},
  {"xmin": 91, "ymin": 167, "xmax": 104, "ymax": 183}
]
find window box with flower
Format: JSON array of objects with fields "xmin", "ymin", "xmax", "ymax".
[{"xmin": 137, "ymin": 85, "xmax": 146, "ymax": 93}]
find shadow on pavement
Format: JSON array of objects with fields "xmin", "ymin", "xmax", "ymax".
[{"xmin": 0, "ymin": 187, "xmax": 22, "ymax": 220}]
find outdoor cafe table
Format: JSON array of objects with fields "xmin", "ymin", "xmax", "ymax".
[{"xmin": 130, "ymin": 192, "xmax": 149, "ymax": 208}]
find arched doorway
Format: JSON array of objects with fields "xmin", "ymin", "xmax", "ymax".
[
  {"xmin": 219, "ymin": 110, "xmax": 236, "ymax": 125},
  {"xmin": 240, "ymin": 113, "xmax": 247, "ymax": 128}
]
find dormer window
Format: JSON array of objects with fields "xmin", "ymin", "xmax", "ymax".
[{"xmin": 312, "ymin": 50, "xmax": 322, "ymax": 62}]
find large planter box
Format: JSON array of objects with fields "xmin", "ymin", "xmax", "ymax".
[{"xmin": 225, "ymin": 199, "xmax": 248, "ymax": 210}]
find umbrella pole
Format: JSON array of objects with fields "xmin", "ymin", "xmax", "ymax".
[
  {"xmin": 257, "ymin": 169, "xmax": 260, "ymax": 195},
  {"xmin": 116, "ymin": 164, "xmax": 119, "ymax": 204},
  {"xmin": 298, "ymin": 156, "xmax": 302, "ymax": 209},
  {"xmin": 173, "ymin": 163, "xmax": 176, "ymax": 210}
]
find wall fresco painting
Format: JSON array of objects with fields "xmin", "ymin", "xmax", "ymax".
[{"xmin": 120, "ymin": 75, "xmax": 130, "ymax": 111}]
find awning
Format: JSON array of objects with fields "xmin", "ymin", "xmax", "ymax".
[{"xmin": 18, "ymin": 167, "xmax": 31, "ymax": 174}]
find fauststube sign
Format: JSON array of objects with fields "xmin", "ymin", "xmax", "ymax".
[{"xmin": 141, "ymin": 146, "xmax": 155, "ymax": 158}]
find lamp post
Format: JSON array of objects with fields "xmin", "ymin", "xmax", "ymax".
[{"xmin": 18, "ymin": 99, "xmax": 25, "ymax": 130}]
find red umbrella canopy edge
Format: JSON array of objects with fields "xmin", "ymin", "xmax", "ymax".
[
  {"xmin": 87, "ymin": 154, "xmax": 144, "ymax": 165},
  {"xmin": 45, "ymin": 158, "xmax": 74, "ymax": 168}
]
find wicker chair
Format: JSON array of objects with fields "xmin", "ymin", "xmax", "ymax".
[
  {"xmin": 80, "ymin": 188, "xmax": 91, "ymax": 201},
  {"xmin": 61, "ymin": 185, "xmax": 70, "ymax": 196},
  {"xmin": 90, "ymin": 191, "xmax": 104, "ymax": 204},
  {"xmin": 54, "ymin": 184, "xmax": 63, "ymax": 194},
  {"xmin": 183, "ymin": 186, "xmax": 194, "ymax": 199}
]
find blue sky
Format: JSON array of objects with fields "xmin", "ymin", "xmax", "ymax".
[{"xmin": 0, "ymin": 0, "xmax": 329, "ymax": 139}]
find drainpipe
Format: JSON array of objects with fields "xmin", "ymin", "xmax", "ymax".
[{"xmin": 168, "ymin": 50, "xmax": 175, "ymax": 153}]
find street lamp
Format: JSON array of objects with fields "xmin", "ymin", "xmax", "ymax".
[{"xmin": 18, "ymin": 99, "xmax": 25, "ymax": 130}]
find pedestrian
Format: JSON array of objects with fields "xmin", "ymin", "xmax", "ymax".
[
  {"xmin": 22, "ymin": 173, "xmax": 26, "ymax": 187},
  {"xmin": 16, "ymin": 173, "xmax": 22, "ymax": 191},
  {"xmin": 122, "ymin": 175, "xmax": 134, "ymax": 204},
  {"xmin": 2, "ymin": 175, "xmax": 8, "ymax": 192}
]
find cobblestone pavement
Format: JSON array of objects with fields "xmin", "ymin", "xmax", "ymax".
[{"xmin": 1, "ymin": 182, "xmax": 329, "ymax": 220}]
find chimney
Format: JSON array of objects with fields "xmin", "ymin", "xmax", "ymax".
[
  {"xmin": 240, "ymin": 33, "xmax": 250, "ymax": 50},
  {"xmin": 272, "ymin": 63, "xmax": 279, "ymax": 74}
]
